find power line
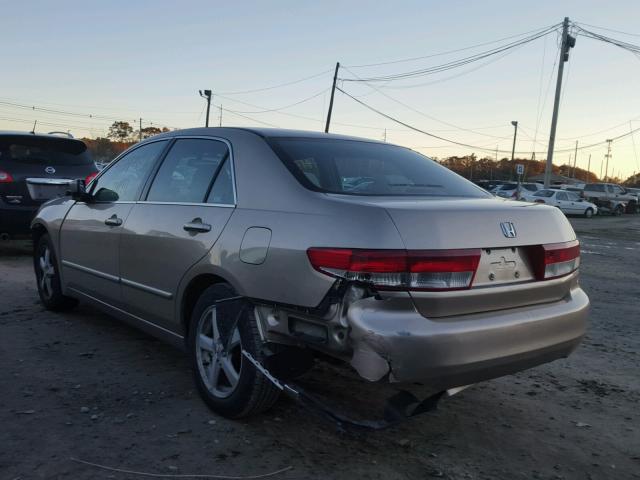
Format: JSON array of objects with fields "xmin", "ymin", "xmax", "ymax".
[
  {"xmin": 215, "ymin": 88, "xmax": 328, "ymax": 114},
  {"xmin": 336, "ymin": 85, "xmax": 640, "ymax": 156},
  {"xmin": 344, "ymin": 23, "xmax": 561, "ymax": 68},
  {"xmin": 341, "ymin": 66, "xmax": 513, "ymax": 141},
  {"xmin": 214, "ymin": 69, "xmax": 332, "ymax": 95},
  {"xmin": 340, "ymin": 26, "xmax": 558, "ymax": 83},
  {"xmin": 575, "ymin": 22, "xmax": 640, "ymax": 38}
]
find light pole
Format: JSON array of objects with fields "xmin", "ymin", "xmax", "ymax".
[
  {"xmin": 510, "ymin": 121, "xmax": 518, "ymax": 162},
  {"xmin": 199, "ymin": 90, "xmax": 212, "ymax": 127}
]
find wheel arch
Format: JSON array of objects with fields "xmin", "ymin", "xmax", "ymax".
[{"xmin": 179, "ymin": 272, "xmax": 237, "ymax": 341}]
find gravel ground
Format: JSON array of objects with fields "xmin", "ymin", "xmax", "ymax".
[{"xmin": 1, "ymin": 215, "xmax": 639, "ymax": 480}]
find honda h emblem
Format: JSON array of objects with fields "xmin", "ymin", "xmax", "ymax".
[
  {"xmin": 45, "ymin": 166, "xmax": 56, "ymax": 174},
  {"xmin": 500, "ymin": 222, "xmax": 517, "ymax": 238}
]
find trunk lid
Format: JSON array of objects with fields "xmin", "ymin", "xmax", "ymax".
[{"xmin": 328, "ymin": 195, "xmax": 578, "ymax": 317}]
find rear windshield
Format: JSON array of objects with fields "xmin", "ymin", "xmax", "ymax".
[
  {"xmin": 268, "ymin": 138, "xmax": 488, "ymax": 197},
  {"xmin": 0, "ymin": 136, "xmax": 92, "ymax": 166},
  {"xmin": 534, "ymin": 190, "xmax": 555, "ymax": 197}
]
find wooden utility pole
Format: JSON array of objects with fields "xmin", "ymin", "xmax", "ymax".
[
  {"xmin": 604, "ymin": 139, "xmax": 613, "ymax": 181},
  {"xmin": 325, "ymin": 62, "xmax": 340, "ymax": 133},
  {"xmin": 572, "ymin": 140, "xmax": 578, "ymax": 177},
  {"xmin": 139, "ymin": 118, "xmax": 142, "ymax": 141},
  {"xmin": 544, "ymin": 17, "xmax": 575, "ymax": 187},
  {"xmin": 586, "ymin": 154, "xmax": 591, "ymax": 182}
]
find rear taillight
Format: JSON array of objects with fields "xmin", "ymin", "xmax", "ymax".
[
  {"xmin": 528, "ymin": 240, "xmax": 580, "ymax": 280},
  {"xmin": 85, "ymin": 172, "xmax": 98, "ymax": 185},
  {"xmin": 0, "ymin": 170, "xmax": 13, "ymax": 183},
  {"xmin": 307, "ymin": 248, "xmax": 481, "ymax": 291}
]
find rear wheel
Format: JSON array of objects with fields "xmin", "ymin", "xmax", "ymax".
[
  {"xmin": 613, "ymin": 205, "xmax": 624, "ymax": 216},
  {"xmin": 188, "ymin": 284, "xmax": 280, "ymax": 418},
  {"xmin": 584, "ymin": 207, "xmax": 594, "ymax": 218},
  {"xmin": 34, "ymin": 234, "xmax": 78, "ymax": 311}
]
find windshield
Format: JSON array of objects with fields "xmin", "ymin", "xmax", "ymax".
[
  {"xmin": 0, "ymin": 136, "xmax": 92, "ymax": 166},
  {"xmin": 268, "ymin": 137, "xmax": 489, "ymax": 197}
]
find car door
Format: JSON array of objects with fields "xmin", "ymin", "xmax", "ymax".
[
  {"xmin": 554, "ymin": 191, "xmax": 571, "ymax": 213},
  {"xmin": 59, "ymin": 140, "xmax": 168, "ymax": 306},
  {"xmin": 566, "ymin": 192, "xmax": 583, "ymax": 214},
  {"xmin": 119, "ymin": 137, "xmax": 236, "ymax": 332}
]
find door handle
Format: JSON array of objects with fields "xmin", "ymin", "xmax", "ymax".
[
  {"xmin": 104, "ymin": 215, "xmax": 123, "ymax": 227},
  {"xmin": 183, "ymin": 218, "xmax": 211, "ymax": 233}
]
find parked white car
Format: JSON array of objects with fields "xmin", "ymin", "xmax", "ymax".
[
  {"xmin": 493, "ymin": 182, "xmax": 542, "ymax": 199},
  {"xmin": 524, "ymin": 189, "xmax": 598, "ymax": 217}
]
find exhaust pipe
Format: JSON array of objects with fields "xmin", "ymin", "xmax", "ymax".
[{"xmin": 0, "ymin": 233, "xmax": 11, "ymax": 241}]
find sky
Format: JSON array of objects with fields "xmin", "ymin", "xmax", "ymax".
[{"xmin": 1, "ymin": 0, "xmax": 640, "ymax": 179}]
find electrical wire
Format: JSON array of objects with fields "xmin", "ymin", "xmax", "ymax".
[
  {"xmin": 344, "ymin": 23, "xmax": 561, "ymax": 68},
  {"xmin": 340, "ymin": 26, "xmax": 559, "ymax": 83},
  {"xmin": 336, "ymin": 85, "xmax": 640, "ymax": 156},
  {"xmin": 214, "ymin": 69, "xmax": 333, "ymax": 95},
  {"xmin": 214, "ymin": 88, "xmax": 328, "ymax": 114},
  {"xmin": 341, "ymin": 66, "xmax": 513, "ymax": 141}
]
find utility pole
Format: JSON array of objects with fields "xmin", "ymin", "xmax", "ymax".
[
  {"xmin": 510, "ymin": 121, "xmax": 518, "ymax": 161},
  {"xmin": 604, "ymin": 139, "xmax": 613, "ymax": 181},
  {"xmin": 139, "ymin": 118, "xmax": 142, "ymax": 141},
  {"xmin": 544, "ymin": 17, "xmax": 576, "ymax": 188},
  {"xmin": 219, "ymin": 105, "xmax": 223, "ymax": 127},
  {"xmin": 199, "ymin": 90, "xmax": 212, "ymax": 127},
  {"xmin": 572, "ymin": 140, "xmax": 578, "ymax": 177},
  {"xmin": 586, "ymin": 154, "xmax": 591, "ymax": 182},
  {"xmin": 325, "ymin": 62, "xmax": 340, "ymax": 133},
  {"xmin": 383, "ymin": 128, "xmax": 387, "ymax": 142}
]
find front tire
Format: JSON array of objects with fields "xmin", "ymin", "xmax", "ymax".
[
  {"xmin": 34, "ymin": 234, "xmax": 78, "ymax": 311},
  {"xmin": 584, "ymin": 207, "xmax": 594, "ymax": 218},
  {"xmin": 188, "ymin": 284, "xmax": 280, "ymax": 418}
]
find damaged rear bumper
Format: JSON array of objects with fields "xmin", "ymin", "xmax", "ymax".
[{"xmin": 348, "ymin": 287, "xmax": 589, "ymax": 387}]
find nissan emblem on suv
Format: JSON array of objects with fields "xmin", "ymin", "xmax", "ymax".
[
  {"xmin": 45, "ymin": 166, "xmax": 56, "ymax": 174},
  {"xmin": 500, "ymin": 221, "xmax": 517, "ymax": 238}
]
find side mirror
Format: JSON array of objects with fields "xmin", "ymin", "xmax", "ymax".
[{"xmin": 67, "ymin": 179, "xmax": 92, "ymax": 202}]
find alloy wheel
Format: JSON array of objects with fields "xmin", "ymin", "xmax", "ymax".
[
  {"xmin": 195, "ymin": 306, "xmax": 242, "ymax": 399},
  {"xmin": 38, "ymin": 246, "xmax": 55, "ymax": 300}
]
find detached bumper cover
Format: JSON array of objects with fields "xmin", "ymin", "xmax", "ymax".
[{"xmin": 347, "ymin": 287, "xmax": 589, "ymax": 387}]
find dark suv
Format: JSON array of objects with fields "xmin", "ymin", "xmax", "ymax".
[{"xmin": 0, "ymin": 132, "xmax": 98, "ymax": 238}]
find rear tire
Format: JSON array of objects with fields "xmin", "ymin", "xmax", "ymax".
[
  {"xmin": 34, "ymin": 234, "xmax": 78, "ymax": 311},
  {"xmin": 188, "ymin": 284, "xmax": 280, "ymax": 418},
  {"xmin": 584, "ymin": 207, "xmax": 594, "ymax": 218},
  {"xmin": 613, "ymin": 205, "xmax": 624, "ymax": 216}
]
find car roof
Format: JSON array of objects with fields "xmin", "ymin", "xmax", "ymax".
[
  {"xmin": 149, "ymin": 127, "xmax": 388, "ymax": 145},
  {"xmin": 0, "ymin": 130, "xmax": 84, "ymax": 142}
]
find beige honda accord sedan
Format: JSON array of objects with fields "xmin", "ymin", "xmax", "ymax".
[{"xmin": 31, "ymin": 127, "xmax": 588, "ymax": 419}]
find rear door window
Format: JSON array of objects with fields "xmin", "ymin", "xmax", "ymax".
[
  {"xmin": 146, "ymin": 139, "xmax": 229, "ymax": 203},
  {"xmin": 556, "ymin": 192, "xmax": 568, "ymax": 201},
  {"xmin": 92, "ymin": 141, "xmax": 167, "ymax": 202}
]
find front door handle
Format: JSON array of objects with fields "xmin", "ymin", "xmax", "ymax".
[
  {"xmin": 104, "ymin": 215, "xmax": 123, "ymax": 227},
  {"xmin": 183, "ymin": 218, "xmax": 211, "ymax": 233}
]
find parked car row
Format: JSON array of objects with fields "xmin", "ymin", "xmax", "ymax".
[{"xmin": 479, "ymin": 179, "xmax": 639, "ymax": 217}]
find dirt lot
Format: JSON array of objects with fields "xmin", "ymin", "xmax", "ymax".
[{"xmin": 1, "ymin": 216, "xmax": 639, "ymax": 480}]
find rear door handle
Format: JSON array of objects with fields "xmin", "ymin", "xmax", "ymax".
[
  {"xmin": 183, "ymin": 218, "xmax": 211, "ymax": 233},
  {"xmin": 104, "ymin": 215, "xmax": 123, "ymax": 227}
]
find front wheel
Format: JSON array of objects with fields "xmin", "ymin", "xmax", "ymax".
[
  {"xmin": 188, "ymin": 284, "xmax": 280, "ymax": 418},
  {"xmin": 34, "ymin": 234, "xmax": 78, "ymax": 311},
  {"xmin": 613, "ymin": 205, "xmax": 624, "ymax": 216},
  {"xmin": 584, "ymin": 207, "xmax": 594, "ymax": 218}
]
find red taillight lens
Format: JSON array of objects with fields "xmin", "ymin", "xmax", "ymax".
[
  {"xmin": 0, "ymin": 170, "xmax": 13, "ymax": 183},
  {"xmin": 85, "ymin": 172, "xmax": 98, "ymax": 185},
  {"xmin": 307, "ymin": 248, "xmax": 481, "ymax": 291},
  {"xmin": 528, "ymin": 240, "xmax": 580, "ymax": 280}
]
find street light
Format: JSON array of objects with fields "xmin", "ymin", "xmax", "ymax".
[
  {"xmin": 199, "ymin": 90, "xmax": 212, "ymax": 127},
  {"xmin": 510, "ymin": 121, "xmax": 518, "ymax": 162}
]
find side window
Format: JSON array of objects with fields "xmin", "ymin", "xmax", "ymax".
[
  {"xmin": 147, "ymin": 139, "xmax": 229, "ymax": 203},
  {"xmin": 606, "ymin": 185, "xmax": 614, "ymax": 193},
  {"xmin": 556, "ymin": 192, "xmax": 568, "ymax": 201},
  {"xmin": 612, "ymin": 185, "xmax": 623, "ymax": 194},
  {"xmin": 206, "ymin": 157, "xmax": 235, "ymax": 205},
  {"xmin": 91, "ymin": 141, "xmax": 167, "ymax": 202}
]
